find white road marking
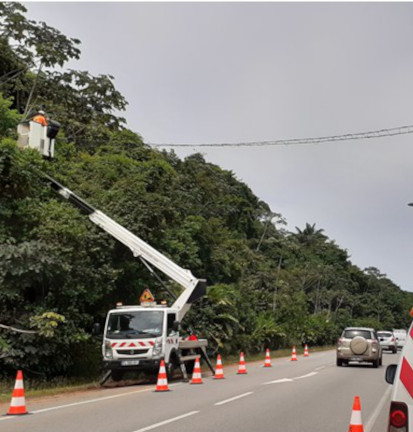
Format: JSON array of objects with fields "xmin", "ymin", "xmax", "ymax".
[
  {"xmin": 264, "ymin": 378, "xmax": 294, "ymax": 385},
  {"xmin": 364, "ymin": 386, "xmax": 392, "ymax": 432},
  {"xmin": 132, "ymin": 411, "xmax": 200, "ymax": 432},
  {"xmin": 314, "ymin": 366, "xmax": 326, "ymax": 371},
  {"xmin": 0, "ymin": 383, "xmax": 182, "ymax": 420},
  {"xmin": 215, "ymin": 392, "xmax": 253, "ymax": 406},
  {"xmin": 295, "ymin": 372, "xmax": 318, "ymax": 380},
  {"xmin": 264, "ymin": 371, "xmax": 319, "ymax": 384}
]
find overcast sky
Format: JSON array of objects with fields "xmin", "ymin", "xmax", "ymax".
[{"xmin": 24, "ymin": 2, "xmax": 413, "ymax": 291}]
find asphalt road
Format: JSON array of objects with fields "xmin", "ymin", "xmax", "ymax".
[{"xmin": 0, "ymin": 349, "xmax": 399, "ymax": 432}]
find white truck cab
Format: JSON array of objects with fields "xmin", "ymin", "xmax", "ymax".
[
  {"xmin": 394, "ymin": 329, "xmax": 408, "ymax": 350},
  {"xmin": 103, "ymin": 303, "xmax": 181, "ymax": 380}
]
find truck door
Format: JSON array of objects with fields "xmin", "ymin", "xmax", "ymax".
[{"xmin": 165, "ymin": 313, "xmax": 179, "ymax": 363}]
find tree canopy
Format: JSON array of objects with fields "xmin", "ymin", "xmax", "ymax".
[{"xmin": 1, "ymin": 3, "xmax": 412, "ymax": 378}]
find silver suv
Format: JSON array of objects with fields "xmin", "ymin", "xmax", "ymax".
[{"xmin": 336, "ymin": 327, "xmax": 382, "ymax": 368}]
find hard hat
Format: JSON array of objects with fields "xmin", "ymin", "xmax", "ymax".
[{"xmin": 38, "ymin": 110, "xmax": 45, "ymax": 115}]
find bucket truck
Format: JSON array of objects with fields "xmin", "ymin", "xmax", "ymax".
[{"xmin": 17, "ymin": 122, "xmax": 213, "ymax": 382}]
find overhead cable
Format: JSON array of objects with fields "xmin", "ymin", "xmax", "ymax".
[{"xmin": 149, "ymin": 124, "xmax": 413, "ymax": 148}]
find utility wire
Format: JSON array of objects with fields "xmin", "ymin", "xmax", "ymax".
[{"xmin": 149, "ymin": 124, "xmax": 413, "ymax": 148}]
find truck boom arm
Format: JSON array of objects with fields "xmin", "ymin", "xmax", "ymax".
[{"xmin": 46, "ymin": 175, "xmax": 206, "ymax": 321}]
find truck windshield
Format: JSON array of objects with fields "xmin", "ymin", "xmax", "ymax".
[{"xmin": 106, "ymin": 311, "xmax": 164, "ymax": 339}]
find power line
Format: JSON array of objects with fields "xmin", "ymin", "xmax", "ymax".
[{"xmin": 149, "ymin": 124, "xmax": 413, "ymax": 148}]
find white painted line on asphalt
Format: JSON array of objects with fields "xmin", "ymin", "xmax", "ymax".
[
  {"xmin": 132, "ymin": 411, "xmax": 200, "ymax": 432},
  {"xmin": 314, "ymin": 366, "xmax": 326, "ymax": 371},
  {"xmin": 364, "ymin": 386, "xmax": 392, "ymax": 432},
  {"xmin": 215, "ymin": 392, "xmax": 253, "ymax": 406},
  {"xmin": 295, "ymin": 371, "xmax": 318, "ymax": 380},
  {"xmin": 0, "ymin": 383, "xmax": 182, "ymax": 420},
  {"xmin": 263, "ymin": 378, "xmax": 294, "ymax": 385}
]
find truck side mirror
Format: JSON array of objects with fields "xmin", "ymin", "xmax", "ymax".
[
  {"xmin": 386, "ymin": 364, "xmax": 398, "ymax": 384},
  {"xmin": 172, "ymin": 321, "xmax": 180, "ymax": 332},
  {"xmin": 92, "ymin": 323, "xmax": 101, "ymax": 335}
]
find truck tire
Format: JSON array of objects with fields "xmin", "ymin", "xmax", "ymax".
[
  {"xmin": 372, "ymin": 358, "xmax": 379, "ymax": 368},
  {"xmin": 166, "ymin": 352, "xmax": 179, "ymax": 380},
  {"xmin": 336, "ymin": 358, "xmax": 343, "ymax": 367},
  {"xmin": 111, "ymin": 370, "xmax": 124, "ymax": 382},
  {"xmin": 166, "ymin": 361, "xmax": 178, "ymax": 380}
]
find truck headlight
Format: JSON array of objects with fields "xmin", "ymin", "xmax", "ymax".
[
  {"xmin": 104, "ymin": 340, "xmax": 113, "ymax": 359},
  {"xmin": 152, "ymin": 338, "xmax": 162, "ymax": 356}
]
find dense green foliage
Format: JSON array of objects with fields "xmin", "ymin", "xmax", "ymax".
[{"xmin": 1, "ymin": 4, "xmax": 413, "ymax": 378}]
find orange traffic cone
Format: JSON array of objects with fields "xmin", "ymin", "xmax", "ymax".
[
  {"xmin": 264, "ymin": 349, "xmax": 272, "ymax": 367},
  {"xmin": 304, "ymin": 344, "xmax": 309, "ymax": 357},
  {"xmin": 291, "ymin": 346, "xmax": 297, "ymax": 361},
  {"xmin": 214, "ymin": 354, "xmax": 225, "ymax": 379},
  {"xmin": 348, "ymin": 396, "xmax": 364, "ymax": 432},
  {"xmin": 155, "ymin": 359, "xmax": 170, "ymax": 392},
  {"xmin": 8, "ymin": 370, "xmax": 28, "ymax": 415},
  {"xmin": 237, "ymin": 352, "xmax": 247, "ymax": 374},
  {"xmin": 191, "ymin": 356, "xmax": 203, "ymax": 384}
]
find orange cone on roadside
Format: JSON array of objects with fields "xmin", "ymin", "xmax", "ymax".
[
  {"xmin": 348, "ymin": 396, "xmax": 364, "ymax": 432},
  {"xmin": 7, "ymin": 370, "xmax": 28, "ymax": 415},
  {"xmin": 291, "ymin": 346, "xmax": 298, "ymax": 361},
  {"xmin": 191, "ymin": 356, "xmax": 203, "ymax": 384},
  {"xmin": 237, "ymin": 352, "xmax": 248, "ymax": 374},
  {"xmin": 155, "ymin": 359, "xmax": 170, "ymax": 392},
  {"xmin": 214, "ymin": 354, "xmax": 225, "ymax": 379},
  {"xmin": 264, "ymin": 349, "xmax": 272, "ymax": 367},
  {"xmin": 304, "ymin": 344, "xmax": 309, "ymax": 357}
]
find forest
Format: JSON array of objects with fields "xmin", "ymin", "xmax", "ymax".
[{"xmin": 1, "ymin": 3, "xmax": 412, "ymax": 379}]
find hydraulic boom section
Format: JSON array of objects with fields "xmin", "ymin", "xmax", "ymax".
[{"xmin": 47, "ymin": 175, "xmax": 206, "ymax": 321}]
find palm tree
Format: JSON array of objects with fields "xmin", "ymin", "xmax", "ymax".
[{"xmin": 294, "ymin": 223, "xmax": 326, "ymax": 245}]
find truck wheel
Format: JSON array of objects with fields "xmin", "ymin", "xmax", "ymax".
[
  {"xmin": 393, "ymin": 347, "xmax": 397, "ymax": 354},
  {"xmin": 111, "ymin": 370, "xmax": 124, "ymax": 382},
  {"xmin": 372, "ymin": 358, "xmax": 379, "ymax": 368},
  {"xmin": 166, "ymin": 354, "xmax": 180, "ymax": 380},
  {"xmin": 166, "ymin": 362, "xmax": 176, "ymax": 380},
  {"xmin": 336, "ymin": 358, "xmax": 343, "ymax": 367}
]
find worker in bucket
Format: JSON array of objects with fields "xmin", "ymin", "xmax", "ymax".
[{"xmin": 32, "ymin": 110, "xmax": 48, "ymax": 126}]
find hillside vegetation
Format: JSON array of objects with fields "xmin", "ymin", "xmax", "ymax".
[{"xmin": 1, "ymin": 3, "xmax": 412, "ymax": 379}]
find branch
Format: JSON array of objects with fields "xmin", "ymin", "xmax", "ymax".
[
  {"xmin": 0, "ymin": 324, "xmax": 38, "ymax": 334},
  {"xmin": 23, "ymin": 61, "xmax": 43, "ymax": 119}
]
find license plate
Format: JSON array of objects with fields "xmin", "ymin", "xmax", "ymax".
[
  {"xmin": 350, "ymin": 357, "xmax": 361, "ymax": 362},
  {"xmin": 121, "ymin": 360, "xmax": 140, "ymax": 366}
]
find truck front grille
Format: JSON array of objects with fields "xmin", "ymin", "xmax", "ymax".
[{"xmin": 116, "ymin": 349, "xmax": 149, "ymax": 355}]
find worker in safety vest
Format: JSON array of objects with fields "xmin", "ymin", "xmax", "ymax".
[{"xmin": 32, "ymin": 110, "xmax": 48, "ymax": 126}]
